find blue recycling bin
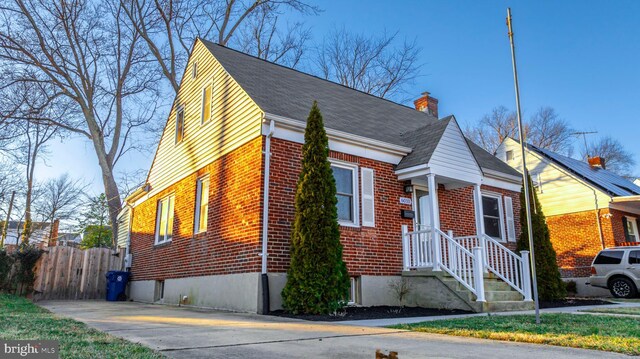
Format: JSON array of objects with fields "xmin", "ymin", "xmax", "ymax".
[{"xmin": 106, "ymin": 271, "xmax": 130, "ymax": 301}]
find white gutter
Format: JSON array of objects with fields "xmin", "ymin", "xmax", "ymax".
[{"xmin": 260, "ymin": 118, "xmax": 275, "ymax": 274}]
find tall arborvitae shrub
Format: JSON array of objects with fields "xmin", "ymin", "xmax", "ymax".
[
  {"xmin": 517, "ymin": 175, "xmax": 566, "ymax": 300},
  {"xmin": 282, "ymin": 101, "xmax": 350, "ymax": 314}
]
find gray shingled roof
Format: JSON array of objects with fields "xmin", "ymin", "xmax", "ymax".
[
  {"xmin": 202, "ymin": 40, "xmax": 515, "ymax": 177},
  {"xmin": 527, "ymin": 143, "xmax": 640, "ymax": 197},
  {"xmin": 467, "ymin": 140, "xmax": 521, "ymax": 177},
  {"xmin": 396, "ymin": 117, "xmax": 451, "ymax": 170}
]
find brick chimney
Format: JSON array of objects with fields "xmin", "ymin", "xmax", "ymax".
[
  {"xmin": 588, "ymin": 156, "xmax": 606, "ymax": 170},
  {"xmin": 413, "ymin": 91, "xmax": 439, "ymax": 118}
]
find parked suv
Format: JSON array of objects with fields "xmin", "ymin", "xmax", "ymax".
[{"xmin": 588, "ymin": 247, "xmax": 640, "ymax": 298}]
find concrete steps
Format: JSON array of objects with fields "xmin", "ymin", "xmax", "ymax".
[{"xmin": 405, "ymin": 269, "xmax": 534, "ymax": 313}]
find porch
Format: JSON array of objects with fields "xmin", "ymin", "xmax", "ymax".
[{"xmin": 397, "ymin": 171, "xmax": 533, "ymax": 310}]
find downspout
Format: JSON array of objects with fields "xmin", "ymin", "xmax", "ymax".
[
  {"xmin": 260, "ymin": 118, "xmax": 275, "ymax": 314},
  {"xmin": 591, "ymin": 190, "xmax": 607, "ymax": 249}
]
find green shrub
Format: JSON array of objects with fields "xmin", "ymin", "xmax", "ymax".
[
  {"xmin": 282, "ymin": 101, "xmax": 350, "ymax": 314},
  {"xmin": 0, "ymin": 248, "xmax": 14, "ymax": 292},
  {"xmin": 0, "ymin": 244, "xmax": 43, "ymax": 296},
  {"xmin": 517, "ymin": 175, "xmax": 566, "ymax": 300}
]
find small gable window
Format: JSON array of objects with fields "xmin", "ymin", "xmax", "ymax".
[
  {"xmin": 201, "ymin": 84, "xmax": 212, "ymax": 123},
  {"xmin": 155, "ymin": 194, "xmax": 175, "ymax": 245},
  {"xmin": 506, "ymin": 150, "xmax": 514, "ymax": 161},
  {"xmin": 175, "ymin": 107, "xmax": 184, "ymax": 144},
  {"xmin": 192, "ymin": 62, "xmax": 197, "ymax": 79}
]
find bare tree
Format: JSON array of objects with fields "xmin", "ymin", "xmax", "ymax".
[
  {"xmin": 0, "ymin": 0, "xmax": 160, "ymax": 243},
  {"xmin": 315, "ymin": 28, "xmax": 422, "ymax": 100},
  {"xmin": 465, "ymin": 106, "xmax": 518, "ymax": 154},
  {"xmin": 121, "ymin": 0, "xmax": 318, "ymax": 92},
  {"xmin": 582, "ymin": 136, "xmax": 636, "ymax": 178},
  {"xmin": 35, "ymin": 174, "xmax": 86, "ymax": 243},
  {"xmin": 13, "ymin": 120, "xmax": 57, "ymax": 243},
  {"xmin": 527, "ymin": 107, "xmax": 574, "ymax": 154},
  {"xmin": 466, "ymin": 106, "xmax": 574, "ymax": 155},
  {"xmin": 236, "ymin": 7, "xmax": 311, "ymax": 68}
]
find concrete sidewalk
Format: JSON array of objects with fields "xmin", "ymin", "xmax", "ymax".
[
  {"xmin": 39, "ymin": 300, "xmax": 631, "ymax": 359},
  {"xmin": 339, "ymin": 300, "xmax": 640, "ymax": 327}
]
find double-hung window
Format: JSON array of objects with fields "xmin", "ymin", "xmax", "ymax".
[
  {"xmin": 482, "ymin": 193, "xmax": 505, "ymax": 241},
  {"xmin": 201, "ymin": 84, "xmax": 212, "ymax": 123},
  {"xmin": 155, "ymin": 194, "xmax": 175, "ymax": 244},
  {"xmin": 194, "ymin": 177, "xmax": 210, "ymax": 234},
  {"xmin": 331, "ymin": 162, "xmax": 359, "ymax": 226}
]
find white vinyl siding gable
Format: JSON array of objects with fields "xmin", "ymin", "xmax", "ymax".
[
  {"xmin": 428, "ymin": 120, "xmax": 482, "ymax": 184},
  {"xmin": 146, "ymin": 40, "xmax": 263, "ymax": 200},
  {"xmin": 361, "ymin": 168, "xmax": 375, "ymax": 227},
  {"xmin": 496, "ymin": 138, "xmax": 612, "ymax": 216}
]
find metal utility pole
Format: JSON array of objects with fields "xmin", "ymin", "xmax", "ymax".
[
  {"xmin": 1, "ymin": 191, "xmax": 16, "ymax": 247},
  {"xmin": 506, "ymin": 7, "xmax": 541, "ymax": 324}
]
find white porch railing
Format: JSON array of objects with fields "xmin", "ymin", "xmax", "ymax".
[
  {"xmin": 452, "ymin": 234, "xmax": 532, "ymax": 301},
  {"xmin": 402, "ymin": 225, "xmax": 485, "ymax": 302},
  {"xmin": 401, "ymin": 226, "xmax": 433, "ymax": 269}
]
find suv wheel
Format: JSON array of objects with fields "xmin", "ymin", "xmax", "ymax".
[{"xmin": 609, "ymin": 277, "xmax": 637, "ymax": 298}]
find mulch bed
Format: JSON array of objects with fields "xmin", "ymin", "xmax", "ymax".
[
  {"xmin": 539, "ymin": 297, "xmax": 614, "ymax": 309},
  {"xmin": 269, "ymin": 306, "xmax": 471, "ymax": 322}
]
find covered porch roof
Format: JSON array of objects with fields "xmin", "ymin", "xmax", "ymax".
[{"xmin": 610, "ymin": 195, "xmax": 640, "ymax": 216}]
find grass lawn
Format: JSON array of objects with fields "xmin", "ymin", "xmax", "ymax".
[
  {"xmin": 583, "ymin": 306, "xmax": 640, "ymax": 316},
  {"xmin": 391, "ymin": 313, "xmax": 640, "ymax": 355},
  {"xmin": 0, "ymin": 294, "xmax": 163, "ymax": 359}
]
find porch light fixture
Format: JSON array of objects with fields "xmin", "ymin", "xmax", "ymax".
[{"xmin": 404, "ymin": 185, "xmax": 414, "ymax": 193}]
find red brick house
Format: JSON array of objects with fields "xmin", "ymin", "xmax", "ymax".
[
  {"xmin": 497, "ymin": 138, "xmax": 640, "ymax": 293},
  {"xmin": 125, "ymin": 39, "xmax": 533, "ymax": 313}
]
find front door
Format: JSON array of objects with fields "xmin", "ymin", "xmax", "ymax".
[{"xmin": 415, "ymin": 188, "xmax": 431, "ymax": 230}]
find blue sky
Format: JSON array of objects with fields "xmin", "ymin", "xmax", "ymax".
[{"xmin": 36, "ymin": 0, "xmax": 640, "ymax": 194}]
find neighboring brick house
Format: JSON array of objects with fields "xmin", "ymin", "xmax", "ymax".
[
  {"xmin": 126, "ymin": 39, "xmax": 531, "ymax": 313},
  {"xmin": 497, "ymin": 138, "xmax": 640, "ymax": 283}
]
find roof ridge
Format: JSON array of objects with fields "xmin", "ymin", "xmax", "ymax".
[{"xmin": 199, "ymin": 39, "xmax": 433, "ymax": 117}]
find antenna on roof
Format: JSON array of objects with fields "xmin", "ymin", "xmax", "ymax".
[{"xmin": 572, "ymin": 131, "xmax": 598, "ymax": 158}]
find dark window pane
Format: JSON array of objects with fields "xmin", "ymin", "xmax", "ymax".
[
  {"xmin": 629, "ymin": 251, "xmax": 640, "ymax": 265},
  {"xmin": 332, "ymin": 167, "xmax": 353, "ymax": 194},
  {"xmin": 594, "ymin": 251, "xmax": 624, "ymax": 265},
  {"xmin": 482, "ymin": 196, "xmax": 500, "ymax": 217},
  {"xmin": 484, "ymin": 217, "xmax": 501, "ymax": 238},
  {"xmin": 336, "ymin": 194, "xmax": 352, "ymax": 221}
]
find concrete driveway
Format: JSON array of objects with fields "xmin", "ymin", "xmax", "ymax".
[{"xmin": 40, "ymin": 301, "xmax": 628, "ymax": 359}]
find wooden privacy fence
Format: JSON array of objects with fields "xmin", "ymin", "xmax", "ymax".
[{"xmin": 32, "ymin": 246, "xmax": 125, "ymax": 301}]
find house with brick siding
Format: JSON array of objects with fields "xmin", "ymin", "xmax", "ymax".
[
  {"xmin": 125, "ymin": 39, "xmax": 535, "ymax": 313},
  {"xmin": 497, "ymin": 138, "xmax": 640, "ymax": 293}
]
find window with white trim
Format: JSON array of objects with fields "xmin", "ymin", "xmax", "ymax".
[
  {"xmin": 348, "ymin": 277, "xmax": 360, "ymax": 304},
  {"xmin": 201, "ymin": 84, "xmax": 212, "ymax": 123},
  {"xmin": 482, "ymin": 193, "xmax": 505, "ymax": 241},
  {"xmin": 506, "ymin": 150, "xmax": 514, "ymax": 161},
  {"xmin": 155, "ymin": 194, "xmax": 175, "ymax": 244},
  {"xmin": 624, "ymin": 216, "xmax": 639, "ymax": 242},
  {"xmin": 191, "ymin": 62, "xmax": 197, "ymax": 79},
  {"xmin": 331, "ymin": 162, "xmax": 359, "ymax": 226},
  {"xmin": 194, "ymin": 176, "xmax": 210, "ymax": 234},
  {"xmin": 175, "ymin": 107, "xmax": 184, "ymax": 144}
]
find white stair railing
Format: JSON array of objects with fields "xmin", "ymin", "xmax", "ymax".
[
  {"xmin": 435, "ymin": 228, "xmax": 485, "ymax": 302},
  {"xmin": 482, "ymin": 234, "xmax": 532, "ymax": 301}
]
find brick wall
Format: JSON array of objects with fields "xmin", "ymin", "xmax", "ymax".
[
  {"xmin": 129, "ymin": 137, "xmax": 264, "ymax": 281},
  {"xmin": 266, "ymin": 137, "xmax": 521, "ymax": 276},
  {"xmin": 266, "ymin": 137, "xmax": 414, "ymax": 276}
]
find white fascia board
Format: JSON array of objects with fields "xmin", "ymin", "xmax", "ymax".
[
  {"xmin": 263, "ymin": 113, "xmax": 411, "ymax": 164},
  {"xmin": 482, "ymin": 168, "xmax": 522, "ymax": 183},
  {"xmin": 482, "ymin": 176, "xmax": 522, "ymax": 192},
  {"xmin": 395, "ymin": 165, "xmax": 431, "ymax": 181}
]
